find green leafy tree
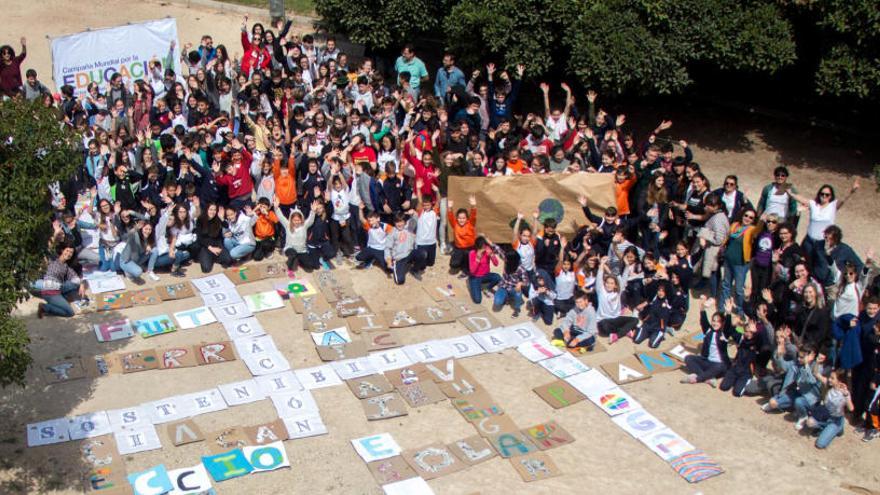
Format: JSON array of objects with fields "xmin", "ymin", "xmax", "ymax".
[
  {"xmin": 0, "ymin": 100, "xmax": 82, "ymax": 387},
  {"xmin": 794, "ymin": 0, "xmax": 880, "ymax": 99},
  {"xmin": 315, "ymin": 0, "xmax": 445, "ymax": 49}
]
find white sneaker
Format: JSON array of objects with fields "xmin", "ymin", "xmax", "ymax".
[
  {"xmin": 794, "ymin": 417, "xmax": 807, "ymax": 431},
  {"xmin": 761, "ymin": 403, "xmax": 773, "ymax": 413},
  {"xmin": 147, "ymin": 272, "xmax": 160, "ymax": 282}
]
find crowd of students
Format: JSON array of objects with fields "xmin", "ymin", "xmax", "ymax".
[{"xmin": 4, "ymin": 17, "xmax": 878, "ymax": 449}]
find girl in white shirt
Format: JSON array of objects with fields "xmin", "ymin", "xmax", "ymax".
[{"xmin": 596, "ymin": 257, "xmax": 640, "ymax": 344}]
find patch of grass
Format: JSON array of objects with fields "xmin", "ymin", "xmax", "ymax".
[{"xmin": 219, "ymin": 0, "xmax": 316, "ymax": 16}]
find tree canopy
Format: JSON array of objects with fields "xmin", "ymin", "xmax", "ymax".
[
  {"xmin": 0, "ymin": 100, "xmax": 82, "ymax": 387},
  {"xmin": 316, "ymin": 0, "xmax": 879, "ymax": 100}
]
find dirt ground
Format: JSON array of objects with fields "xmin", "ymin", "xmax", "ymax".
[{"xmin": 2, "ymin": 1, "xmax": 880, "ymax": 494}]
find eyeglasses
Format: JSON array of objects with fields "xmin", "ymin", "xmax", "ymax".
[
  {"xmin": 767, "ymin": 220, "xmax": 778, "ymax": 224},
  {"xmin": 775, "ymin": 173, "xmax": 788, "ymax": 178},
  {"xmin": 819, "ymin": 192, "xmax": 831, "ymax": 197},
  {"xmin": 743, "ymin": 214, "xmax": 755, "ymax": 220},
  {"xmin": 725, "ymin": 182, "xmax": 736, "ymax": 187}
]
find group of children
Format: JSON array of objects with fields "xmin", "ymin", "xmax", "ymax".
[{"xmin": 8, "ymin": 21, "xmax": 875, "ymax": 450}]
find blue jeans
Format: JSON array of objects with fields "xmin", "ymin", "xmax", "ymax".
[
  {"xmin": 493, "ymin": 287, "xmax": 523, "ymax": 312},
  {"xmin": 98, "ymin": 245, "xmax": 114, "ymax": 272},
  {"xmin": 812, "ymin": 416, "xmax": 845, "ymax": 449},
  {"xmin": 224, "ymin": 238, "xmax": 256, "ymax": 260},
  {"xmin": 114, "ymin": 253, "xmax": 148, "ymax": 279},
  {"xmin": 151, "ymin": 250, "xmax": 191, "ymax": 271},
  {"xmin": 720, "ymin": 261, "xmax": 749, "ymax": 312},
  {"xmin": 467, "ymin": 273, "xmax": 501, "ymax": 304},
  {"xmin": 31, "ymin": 280, "xmax": 79, "ymax": 317},
  {"xmin": 773, "ymin": 390, "xmax": 815, "ymax": 418}
]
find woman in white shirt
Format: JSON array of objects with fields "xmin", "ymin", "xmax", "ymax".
[{"xmin": 790, "ymin": 179, "xmax": 859, "ymax": 266}]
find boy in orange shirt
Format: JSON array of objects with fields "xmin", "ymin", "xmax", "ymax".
[
  {"xmin": 273, "ymin": 154, "xmax": 297, "ymax": 217},
  {"xmin": 448, "ymin": 195, "xmax": 477, "ymax": 277},
  {"xmin": 253, "ymin": 197, "xmax": 279, "ymax": 261}
]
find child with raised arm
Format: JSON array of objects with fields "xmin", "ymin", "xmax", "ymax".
[
  {"xmin": 414, "ymin": 179, "xmax": 441, "ymax": 268},
  {"xmin": 551, "ymin": 290, "xmax": 598, "ymax": 351},
  {"xmin": 513, "ymin": 211, "xmax": 538, "ymax": 287},
  {"xmin": 385, "ymin": 212, "xmax": 426, "ymax": 284},
  {"xmin": 355, "ymin": 202, "xmax": 392, "ymax": 272},
  {"xmin": 595, "ymin": 256, "xmax": 639, "ymax": 343},
  {"xmin": 274, "ymin": 196, "xmax": 318, "ymax": 274},
  {"xmin": 448, "ymin": 195, "xmax": 477, "ymax": 277},
  {"xmin": 681, "ymin": 296, "xmax": 734, "ymax": 385}
]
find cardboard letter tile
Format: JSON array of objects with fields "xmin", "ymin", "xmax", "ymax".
[
  {"xmin": 366, "ymin": 456, "xmax": 418, "ymax": 485},
  {"xmin": 362, "ymin": 392, "xmax": 408, "ymax": 421},
  {"xmin": 451, "ymin": 391, "xmax": 503, "ymax": 423},
  {"xmin": 309, "ymin": 325, "xmax": 352, "ymax": 347},
  {"xmin": 167, "ymin": 419, "xmax": 204, "ymax": 446},
  {"xmin": 118, "ymin": 349, "xmax": 160, "ymax": 374},
  {"xmin": 366, "ymin": 331, "xmax": 400, "ymax": 351},
  {"xmin": 93, "ymin": 319, "xmax": 134, "ymax": 343},
  {"xmin": 316, "ymin": 341, "xmax": 368, "ymax": 362},
  {"xmin": 128, "ymin": 288, "xmax": 161, "ymax": 306},
  {"xmin": 473, "ymin": 415, "xmax": 520, "ymax": 438},
  {"xmin": 488, "ymin": 432, "xmax": 537, "ymax": 458},
  {"xmin": 635, "ymin": 350, "xmax": 681, "ymax": 375},
  {"xmin": 206, "ymin": 427, "xmax": 250, "ymax": 454},
  {"xmin": 401, "ymin": 442, "xmax": 466, "ymax": 480},
  {"xmin": 196, "ymin": 341, "xmax": 236, "ymax": 365},
  {"xmin": 521, "ymin": 420, "xmax": 575, "ymax": 451},
  {"xmin": 156, "ymin": 282, "xmax": 195, "ymax": 301},
  {"xmin": 381, "ymin": 309, "xmax": 418, "ymax": 328},
  {"xmin": 347, "ymin": 374, "xmax": 395, "ymax": 399},
  {"xmin": 601, "ymin": 358, "xmax": 651, "ymax": 385},
  {"xmin": 159, "ymin": 347, "xmax": 199, "ymax": 369},
  {"xmin": 447, "ymin": 435, "xmax": 496, "ymax": 466},
  {"xmin": 532, "ymin": 380, "xmax": 586, "ymax": 409},
  {"xmin": 243, "ymin": 419, "xmax": 288, "ymax": 445},
  {"xmin": 43, "ymin": 356, "xmax": 87, "ymax": 384},
  {"xmin": 510, "ymin": 452, "xmax": 562, "ymax": 482},
  {"xmin": 457, "ymin": 312, "xmax": 502, "ymax": 333}
]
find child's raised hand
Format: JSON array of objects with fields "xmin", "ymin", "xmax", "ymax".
[
  {"xmin": 468, "ymin": 195, "xmax": 476, "ymax": 207},
  {"xmin": 577, "ymin": 195, "xmax": 587, "ymax": 207}
]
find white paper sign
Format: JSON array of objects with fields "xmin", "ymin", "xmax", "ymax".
[
  {"xmin": 244, "ymin": 291, "xmax": 285, "ymax": 313},
  {"xmin": 167, "ymin": 464, "xmax": 213, "ymax": 495},
  {"xmin": 223, "ymin": 317, "xmax": 266, "ymax": 340},
  {"xmin": 586, "ymin": 386, "xmax": 642, "ymax": 417},
  {"xmin": 383, "ymin": 477, "xmax": 435, "ymax": 495},
  {"xmin": 331, "ymin": 357, "xmax": 376, "ymax": 380},
  {"xmin": 107, "ymin": 406, "xmax": 151, "ymax": 431},
  {"xmin": 538, "ymin": 353, "xmax": 591, "ymax": 378},
  {"xmin": 233, "ymin": 334, "xmax": 277, "ymax": 356},
  {"xmin": 611, "ymin": 409, "xmax": 668, "ymax": 439},
  {"xmin": 368, "ymin": 348, "xmax": 414, "ymax": 373},
  {"xmin": 182, "ymin": 389, "xmax": 228, "ymax": 416},
  {"xmin": 516, "ymin": 338, "xmax": 564, "ymax": 362},
  {"xmin": 243, "ymin": 351, "xmax": 291, "ymax": 376},
  {"xmin": 26, "ymin": 418, "xmax": 70, "ymax": 447},
  {"xmin": 201, "ymin": 288, "xmax": 244, "ymax": 307},
  {"xmin": 191, "ymin": 274, "xmax": 235, "ymax": 294},
  {"xmin": 441, "ymin": 335, "xmax": 485, "ymax": 359},
  {"xmin": 351, "ymin": 433, "xmax": 401, "ymax": 462},
  {"xmin": 217, "ymin": 379, "xmax": 266, "ymax": 406},
  {"xmin": 564, "ymin": 368, "xmax": 616, "ymax": 397},
  {"xmin": 283, "ymin": 413, "xmax": 328, "ymax": 439},
  {"xmin": 310, "ymin": 327, "xmax": 352, "ymax": 346},
  {"xmin": 472, "ymin": 328, "xmax": 518, "ymax": 353},
  {"xmin": 295, "ymin": 365, "xmax": 344, "ymax": 389},
  {"xmin": 639, "ymin": 428, "xmax": 695, "ymax": 461},
  {"xmin": 503, "ymin": 321, "xmax": 543, "ymax": 343},
  {"xmin": 67, "ymin": 411, "xmax": 112, "ymax": 440},
  {"xmin": 210, "ymin": 302, "xmax": 253, "ymax": 322},
  {"xmin": 403, "ymin": 340, "xmax": 454, "ymax": 363},
  {"xmin": 173, "ymin": 306, "xmax": 217, "ymax": 330},
  {"xmin": 145, "ymin": 396, "xmax": 192, "ymax": 424},
  {"xmin": 114, "ymin": 424, "xmax": 162, "ymax": 455},
  {"xmin": 256, "ymin": 371, "xmax": 305, "ymax": 395},
  {"xmin": 271, "ymin": 390, "xmax": 320, "ymax": 418}
]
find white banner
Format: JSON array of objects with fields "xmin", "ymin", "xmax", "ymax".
[{"xmin": 51, "ymin": 18, "xmax": 180, "ymax": 96}]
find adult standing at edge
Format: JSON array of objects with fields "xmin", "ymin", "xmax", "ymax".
[
  {"xmin": 0, "ymin": 37, "xmax": 26, "ymax": 98},
  {"xmin": 394, "ymin": 44, "xmax": 429, "ymax": 95}
]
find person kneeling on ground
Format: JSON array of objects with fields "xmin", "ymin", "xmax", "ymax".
[
  {"xmin": 356, "ymin": 203, "xmax": 391, "ymax": 272},
  {"xmin": 32, "ymin": 242, "xmax": 86, "ymax": 318},
  {"xmin": 552, "ymin": 290, "xmax": 598, "ymax": 351},
  {"xmin": 467, "ymin": 236, "xmax": 500, "ymax": 304},
  {"xmin": 806, "ymin": 369, "xmax": 854, "ymax": 449}
]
